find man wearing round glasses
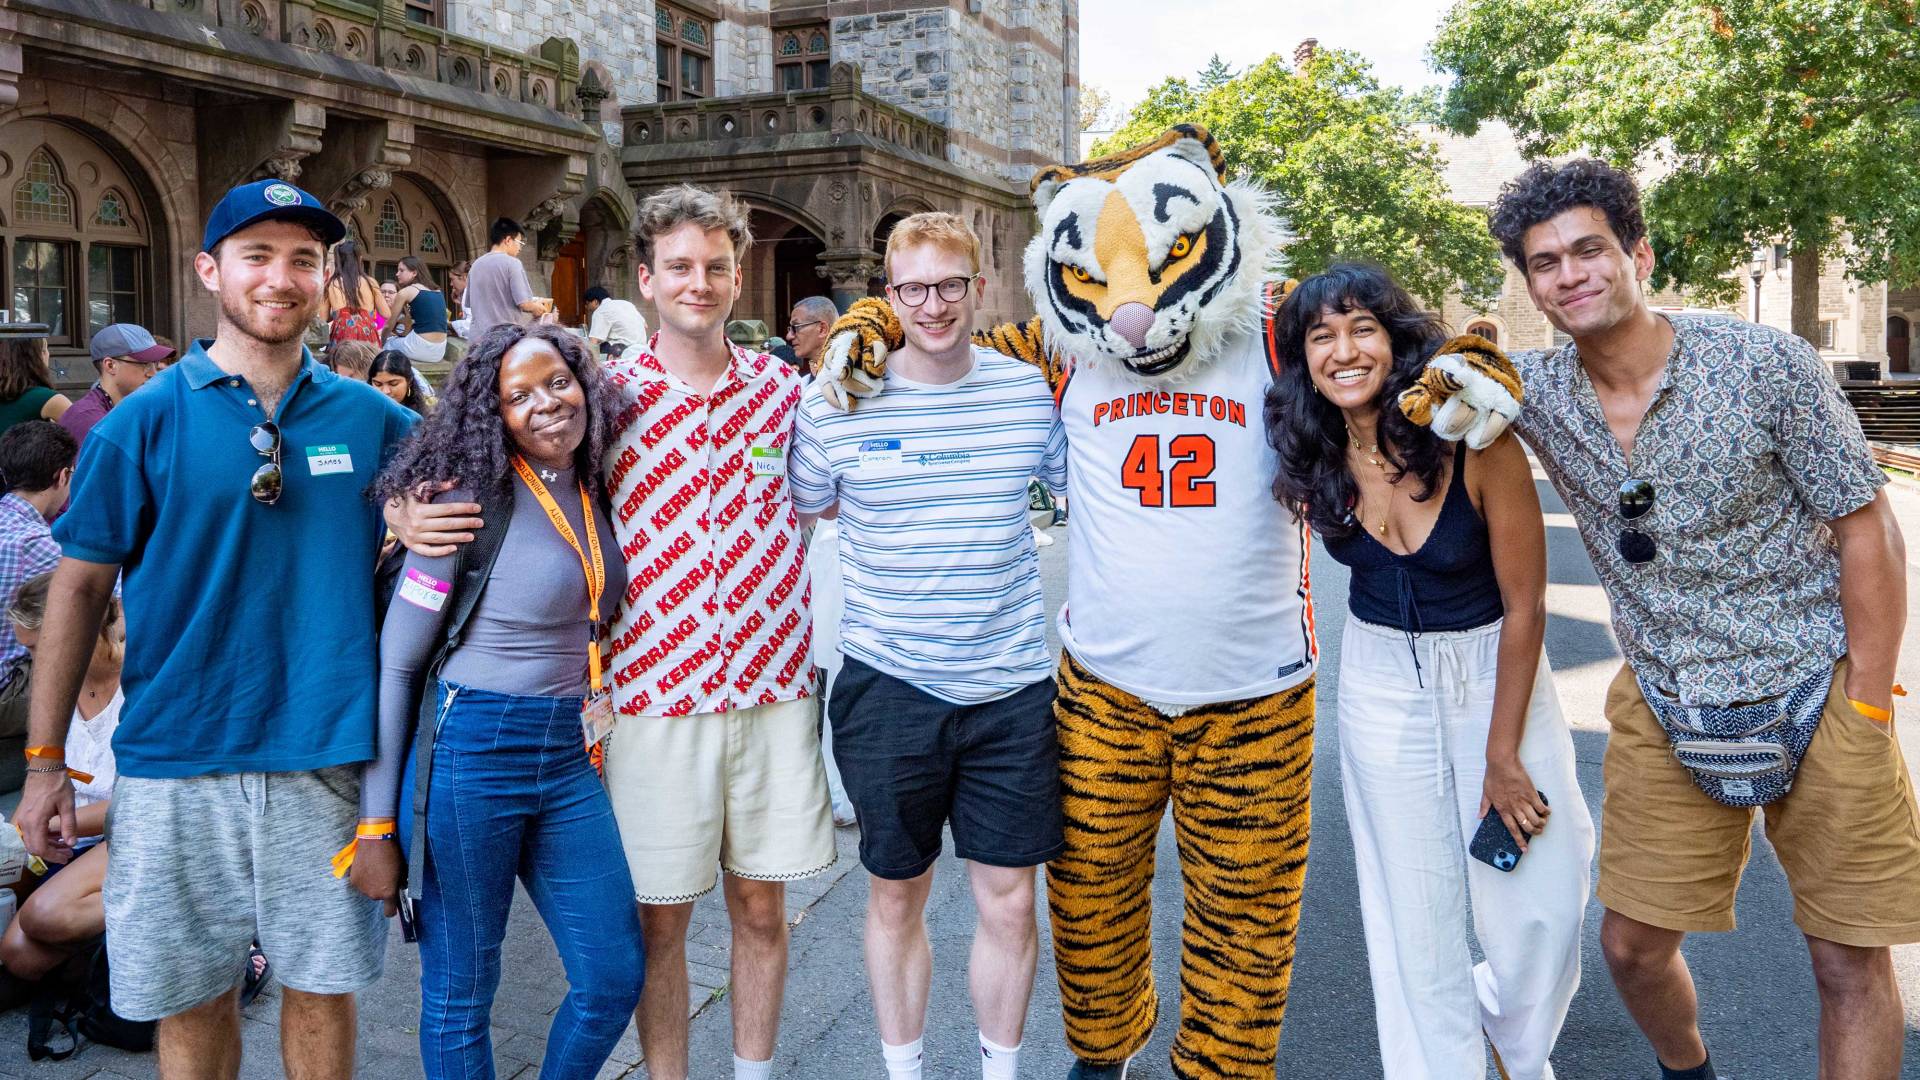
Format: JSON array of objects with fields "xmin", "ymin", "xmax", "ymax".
[
  {"xmin": 787, "ymin": 295, "xmax": 839, "ymax": 377},
  {"xmin": 1435, "ymin": 159, "xmax": 1917, "ymax": 1080},
  {"xmin": 15, "ymin": 180, "xmax": 415, "ymax": 1078}
]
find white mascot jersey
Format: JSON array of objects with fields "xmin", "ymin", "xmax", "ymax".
[{"xmin": 1056, "ymin": 327, "xmax": 1316, "ymax": 707}]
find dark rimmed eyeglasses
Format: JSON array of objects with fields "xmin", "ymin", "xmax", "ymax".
[
  {"xmin": 889, "ymin": 275, "xmax": 977, "ymax": 307},
  {"xmin": 250, "ymin": 421, "xmax": 283, "ymax": 505},
  {"xmin": 788, "ymin": 320, "xmax": 824, "ymax": 336},
  {"xmin": 1617, "ymin": 477, "xmax": 1655, "ymax": 564}
]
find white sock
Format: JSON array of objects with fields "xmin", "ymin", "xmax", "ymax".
[
  {"xmin": 734, "ymin": 1053, "xmax": 773, "ymax": 1080},
  {"xmin": 980, "ymin": 1033, "xmax": 1021, "ymax": 1080},
  {"xmin": 882, "ymin": 1036, "xmax": 924, "ymax": 1080}
]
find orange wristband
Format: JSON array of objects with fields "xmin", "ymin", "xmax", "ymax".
[
  {"xmin": 1849, "ymin": 683, "xmax": 1906, "ymax": 724},
  {"xmin": 23, "ymin": 746, "xmax": 63, "ymax": 762}
]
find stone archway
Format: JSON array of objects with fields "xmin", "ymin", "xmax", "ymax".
[{"xmin": 344, "ymin": 173, "xmax": 468, "ymax": 287}]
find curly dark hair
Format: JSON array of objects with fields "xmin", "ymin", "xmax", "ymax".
[
  {"xmin": 371, "ymin": 323, "xmax": 619, "ymax": 506},
  {"xmin": 1265, "ymin": 263, "xmax": 1451, "ymax": 539},
  {"xmin": 1489, "ymin": 159, "xmax": 1647, "ymax": 271}
]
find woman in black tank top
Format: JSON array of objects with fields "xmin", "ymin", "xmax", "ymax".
[{"xmin": 1265, "ymin": 264, "xmax": 1594, "ymax": 1079}]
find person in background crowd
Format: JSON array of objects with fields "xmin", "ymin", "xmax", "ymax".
[
  {"xmin": 0, "ymin": 327, "xmax": 72, "ymax": 435},
  {"xmin": 582, "ymin": 285, "xmax": 648, "ymax": 362},
  {"xmin": 355, "ymin": 321, "xmax": 644, "ymax": 1080},
  {"xmin": 59, "ymin": 324, "xmax": 174, "ymax": 449},
  {"xmin": 380, "ymin": 280, "xmax": 398, "ymax": 324},
  {"xmin": 1269, "ymin": 263, "xmax": 1593, "ymax": 1080},
  {"xmin": 371, "ymin": 350, "xmax": 429, "ymax": 416},
  {"xmin": 0, "ymin": 422, "xmax": 74, "ymax": 790},
  {"xmin": 787, "ymin": 296, "xmax": 838, "ymax": 378},
  {"xmin": 446, "ymin": 260, "xmax": 472, "ymax": 338},
  {"xmin": 326, "ymin": 238, "xmax": 388, "ymax": 350},
  {"xmin": 387, "ymin": 184, "xmax": 834, "ymax": 1080},
  {"xmin": 325, "ymin": 339, "xmax": 379, "ymax": 382},
  {"xmin": 149, "ymin": 335, "xmax": 176, "ymax": 373},
  {"xmin": 765, "ymin": 337, "xmax": 805, "ymax": 378},
  {"xmin": 1432, "ymin": 159, "xmax": 1919, "ymax": 1080},
  {"xmin": 789, "ymin": 212, "xmax": 1067, "ymax": 1080},
  {"xmin": 0, "ymin": 573, "xmax": 121, "ymax": 984},
  {"xmin": 14, "ymin": 178, "xmax": 414, "ymax": 1080},
  {"xmin": 388, "ymin": 257, "xmax": 450, "ymax": 366},
  {"xmin": 464, "ymin": 219, "xmax": 552, "ymax": 337}
]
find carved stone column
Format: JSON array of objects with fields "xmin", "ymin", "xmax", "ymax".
[
  {"xmin": 0, "ymin": 10, "xmax": 21, "ymax": 114},
  {"xmin": 816, "ymin": 248, "xmax": 884, "ymax": 313}
]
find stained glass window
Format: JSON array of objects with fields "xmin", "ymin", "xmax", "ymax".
[
  {"xmin": 92, "ymin": 189, "xmax": 131, "ymax": 229},
  {"xmin": 780, "ymin": 35, "xmax": 800, "ymax": 57},
  {"xmin": 420, "ymin": 226, "xmax": 441, "ymax": 254},
  {"xmin": 373, "ymin": 197, "xmax": 407, "ymax": 250},
  {"xmin": 655, "ymin": 8, "xmax": 673, "ymax": 32},
  {"xmin": 681, "ymin": 17, "xmax": 707, "ymax": 45},
  {"xmin": 13, "ymin": 149, "xmax": 73, "ymax": 227},
  {"xmin": 809, "ymin": 32, "xmax": 827, "ymax": 53}
]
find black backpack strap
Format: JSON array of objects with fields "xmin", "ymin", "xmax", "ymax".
[{"xmin": 403, "ymin": 485, "xmax": 513, "ymax": 916}]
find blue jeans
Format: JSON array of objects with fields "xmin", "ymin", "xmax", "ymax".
[{"xmin": 417, "ymin": 681, "xmax": 645, "ymax": 1080}]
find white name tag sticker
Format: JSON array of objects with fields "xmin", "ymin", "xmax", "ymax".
[
  {"xmin": 858, "ymin": 438, "xmax": 903, "ymax": 467},
  {"xmin": 749, "ymin": 444, "xmax": 785, "ymax": 477},
  {"xmin": 398, "ymin": 568, "xmax": 450, "ymax": 611},
  {"xmin": 306, "ymin": 444, "xmax": 353, "ymax": 476}
]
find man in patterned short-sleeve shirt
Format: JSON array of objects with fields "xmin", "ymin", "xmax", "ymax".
[{"xmin": 1479, "ymin": 159, "xmax": 1917, "ymax": 1080}]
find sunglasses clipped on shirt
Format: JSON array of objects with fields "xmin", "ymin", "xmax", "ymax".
[
  {"xmin": 1617, "ymin": 477, "xmax": 1655, "ymax": 564},
  {"xmin": 250, "ymin": 421, "xmax": 283, "ymax": 505}
]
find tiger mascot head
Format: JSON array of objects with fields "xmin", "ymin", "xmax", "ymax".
[{"xmin": 1026, "ymin": 124, "xmax": 1281, "ymax": 382}]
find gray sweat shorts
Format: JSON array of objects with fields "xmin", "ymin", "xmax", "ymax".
[{"xmin": 103, "ymin": 766, "xmax": 386, "ymax": 1021}]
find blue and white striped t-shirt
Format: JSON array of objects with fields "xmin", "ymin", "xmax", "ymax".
[{"xmin": 790, "ymin": 347, "xmax": 1067, "ymax": 704}]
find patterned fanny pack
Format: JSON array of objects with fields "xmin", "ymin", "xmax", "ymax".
[{"xmin": 1636, "ymin": 666, "xmax": 1832, "ymax": 808}]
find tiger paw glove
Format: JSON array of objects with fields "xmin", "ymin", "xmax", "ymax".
[
  {"xmin": 1398, "ymin": 334, "xmax": 1524, "ymax": 450},
  {"xmin": 817, "ymin": 298, "xmax": 900, "ymax": 413}
]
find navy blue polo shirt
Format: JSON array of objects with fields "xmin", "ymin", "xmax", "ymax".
[{"xmin": 55, "ymin": 340, "xmax": 415, "ymax": 778}]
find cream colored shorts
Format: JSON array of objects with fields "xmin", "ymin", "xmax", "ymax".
[{"xmin": 603, "ymin": 696, "xmax": 836, "ymax": 904}]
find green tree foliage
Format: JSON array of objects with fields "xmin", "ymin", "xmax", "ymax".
[
  {"xmin": 1431, "ymin": 0, "xmax": 1920, "ymax": 336},
  {"xmin": 1197, "ymin": 54, "xmax": 1238, "ymax": 90},
  {"xmin": 1097, "ymin": 51, "xmax": 1504, "ymax": 308}
]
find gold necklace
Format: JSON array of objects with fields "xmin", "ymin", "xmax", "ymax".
[{"xmin": 1346, "ymin": 425, "xmax": 1389, "ymax": 473}]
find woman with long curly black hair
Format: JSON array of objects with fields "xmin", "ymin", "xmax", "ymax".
[
  {"xmin": 1266, "ymin": 263, "xmax": 1592, "ymax": 1080},
  {"xmin": 352, "ymin": 322, "xmax": 644, "ymax": 1080}
]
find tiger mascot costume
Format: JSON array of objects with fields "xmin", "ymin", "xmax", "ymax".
[{"xmin": 818, "ymin": 125, "xmax": 1513, "ymax": 1079}]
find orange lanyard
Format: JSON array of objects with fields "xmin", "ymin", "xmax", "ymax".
[{"xmin": 511, "ymin": 455, "xmax": 606, "ymax": 694}]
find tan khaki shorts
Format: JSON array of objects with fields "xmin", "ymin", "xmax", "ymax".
[
  {"xmin": 1598, "ymin": 659, "xmax": 1920, "ymax": 946},
  {"xmin": 602, "ymin": 696, "xmax": 836, "ymax": 904}
]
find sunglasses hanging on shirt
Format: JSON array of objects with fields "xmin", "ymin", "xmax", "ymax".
[
  {"xmin": 250, "ymin": 421, "xmax": 283, "ymax": 506},
  {"xmin": 1617, "ymin": 477, "xmax": 1655, "ymax": 564}
]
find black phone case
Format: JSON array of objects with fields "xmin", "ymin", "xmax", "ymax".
[{"xmin": 1469, "ymin": 791, "xmax": 1548, "ymax": 873}]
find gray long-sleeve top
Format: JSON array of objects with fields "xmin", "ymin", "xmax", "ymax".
[{"xmin": 361, "ymin": 465, "xmax": 626, "ymax": 820}]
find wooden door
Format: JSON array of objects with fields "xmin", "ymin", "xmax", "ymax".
[
  {"xmin": 1890, "ymin": 316, "xmax": 1910, "ymax": 374},
  {"xmin": 552, "ymin": 235, "xmax": 585, "ymax": 329}
]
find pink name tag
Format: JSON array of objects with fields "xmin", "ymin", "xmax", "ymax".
[{"xmin": 398, "ymin": 568, "xmax": 450, "ymax": 611}]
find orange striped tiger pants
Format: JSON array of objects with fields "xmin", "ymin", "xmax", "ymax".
[{"xmin": 1047, "ymin": 651, "xmax": 1315, "ymax": 1079}]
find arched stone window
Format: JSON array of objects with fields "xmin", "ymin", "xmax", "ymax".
[
  {"xmin": 344, "ymin": 175, "xmax": 463, "ymax": 285},
  {"xmin": 1465, "ymin": 319, "xmax": 1499, "ymax": 345},
  {"xmin": 2, "ymin": 125, "xmax": 155, "ymax": 355}
]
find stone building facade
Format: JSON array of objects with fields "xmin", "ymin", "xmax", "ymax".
[
  {"xmin": 2, "ymin": 0, "xmax": 1078, "ymax": 385},
  {"xmin": 1425, "ymin": 121, "xmax": 1910, "ymax": 375}
]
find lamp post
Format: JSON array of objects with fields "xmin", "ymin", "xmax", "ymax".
[{"xmin": 1748, "ymin": 255, "xmax": 1767, "ymax": 324}]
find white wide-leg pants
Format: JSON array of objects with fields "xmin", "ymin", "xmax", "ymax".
[{"xmin": 1337, "ymin": 616, "xmax": 1595, "ymax": 1080}]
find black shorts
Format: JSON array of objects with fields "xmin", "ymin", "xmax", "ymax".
[{"xmin": 829, "ymin": 657, "xmax": 1065, "ymax": 879}]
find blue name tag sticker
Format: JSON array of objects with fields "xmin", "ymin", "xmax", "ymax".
[{"xmin": 858, "ymin": 438, "xmax": 903, "ymax": 467}]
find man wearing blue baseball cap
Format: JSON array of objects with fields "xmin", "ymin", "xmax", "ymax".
[
  {"xmin": 58, "ymin": 323, "xmax": 175, "ymax": 449},
  {"xmin": 16, "ymin": 179, "xmax": 416, "ymax": 1079}
]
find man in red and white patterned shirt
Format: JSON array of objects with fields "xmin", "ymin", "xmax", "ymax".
[{"xmin": 602, "ymin": 186, "xmax": 834, "ymax": 1080}]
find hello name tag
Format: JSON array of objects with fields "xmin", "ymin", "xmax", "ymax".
[
  {"xmin": 749, "ymin": 444, "xmax": 785, "ymax": 477},
  {"xmin": 306, "ymin": 444, "xmax": 353, "ymax": 476},
  {"xmin": 858, "ymin": 438, "xmax": 903, "ymax": 467},
  {"xmin": 398, "ymin": 568, "xmax": 450, "ymax": 612}
]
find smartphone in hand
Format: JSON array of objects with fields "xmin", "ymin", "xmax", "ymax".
[{"xmin": 1469, "ymin": 791, "xmax": 1548, "ymax": 872}]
